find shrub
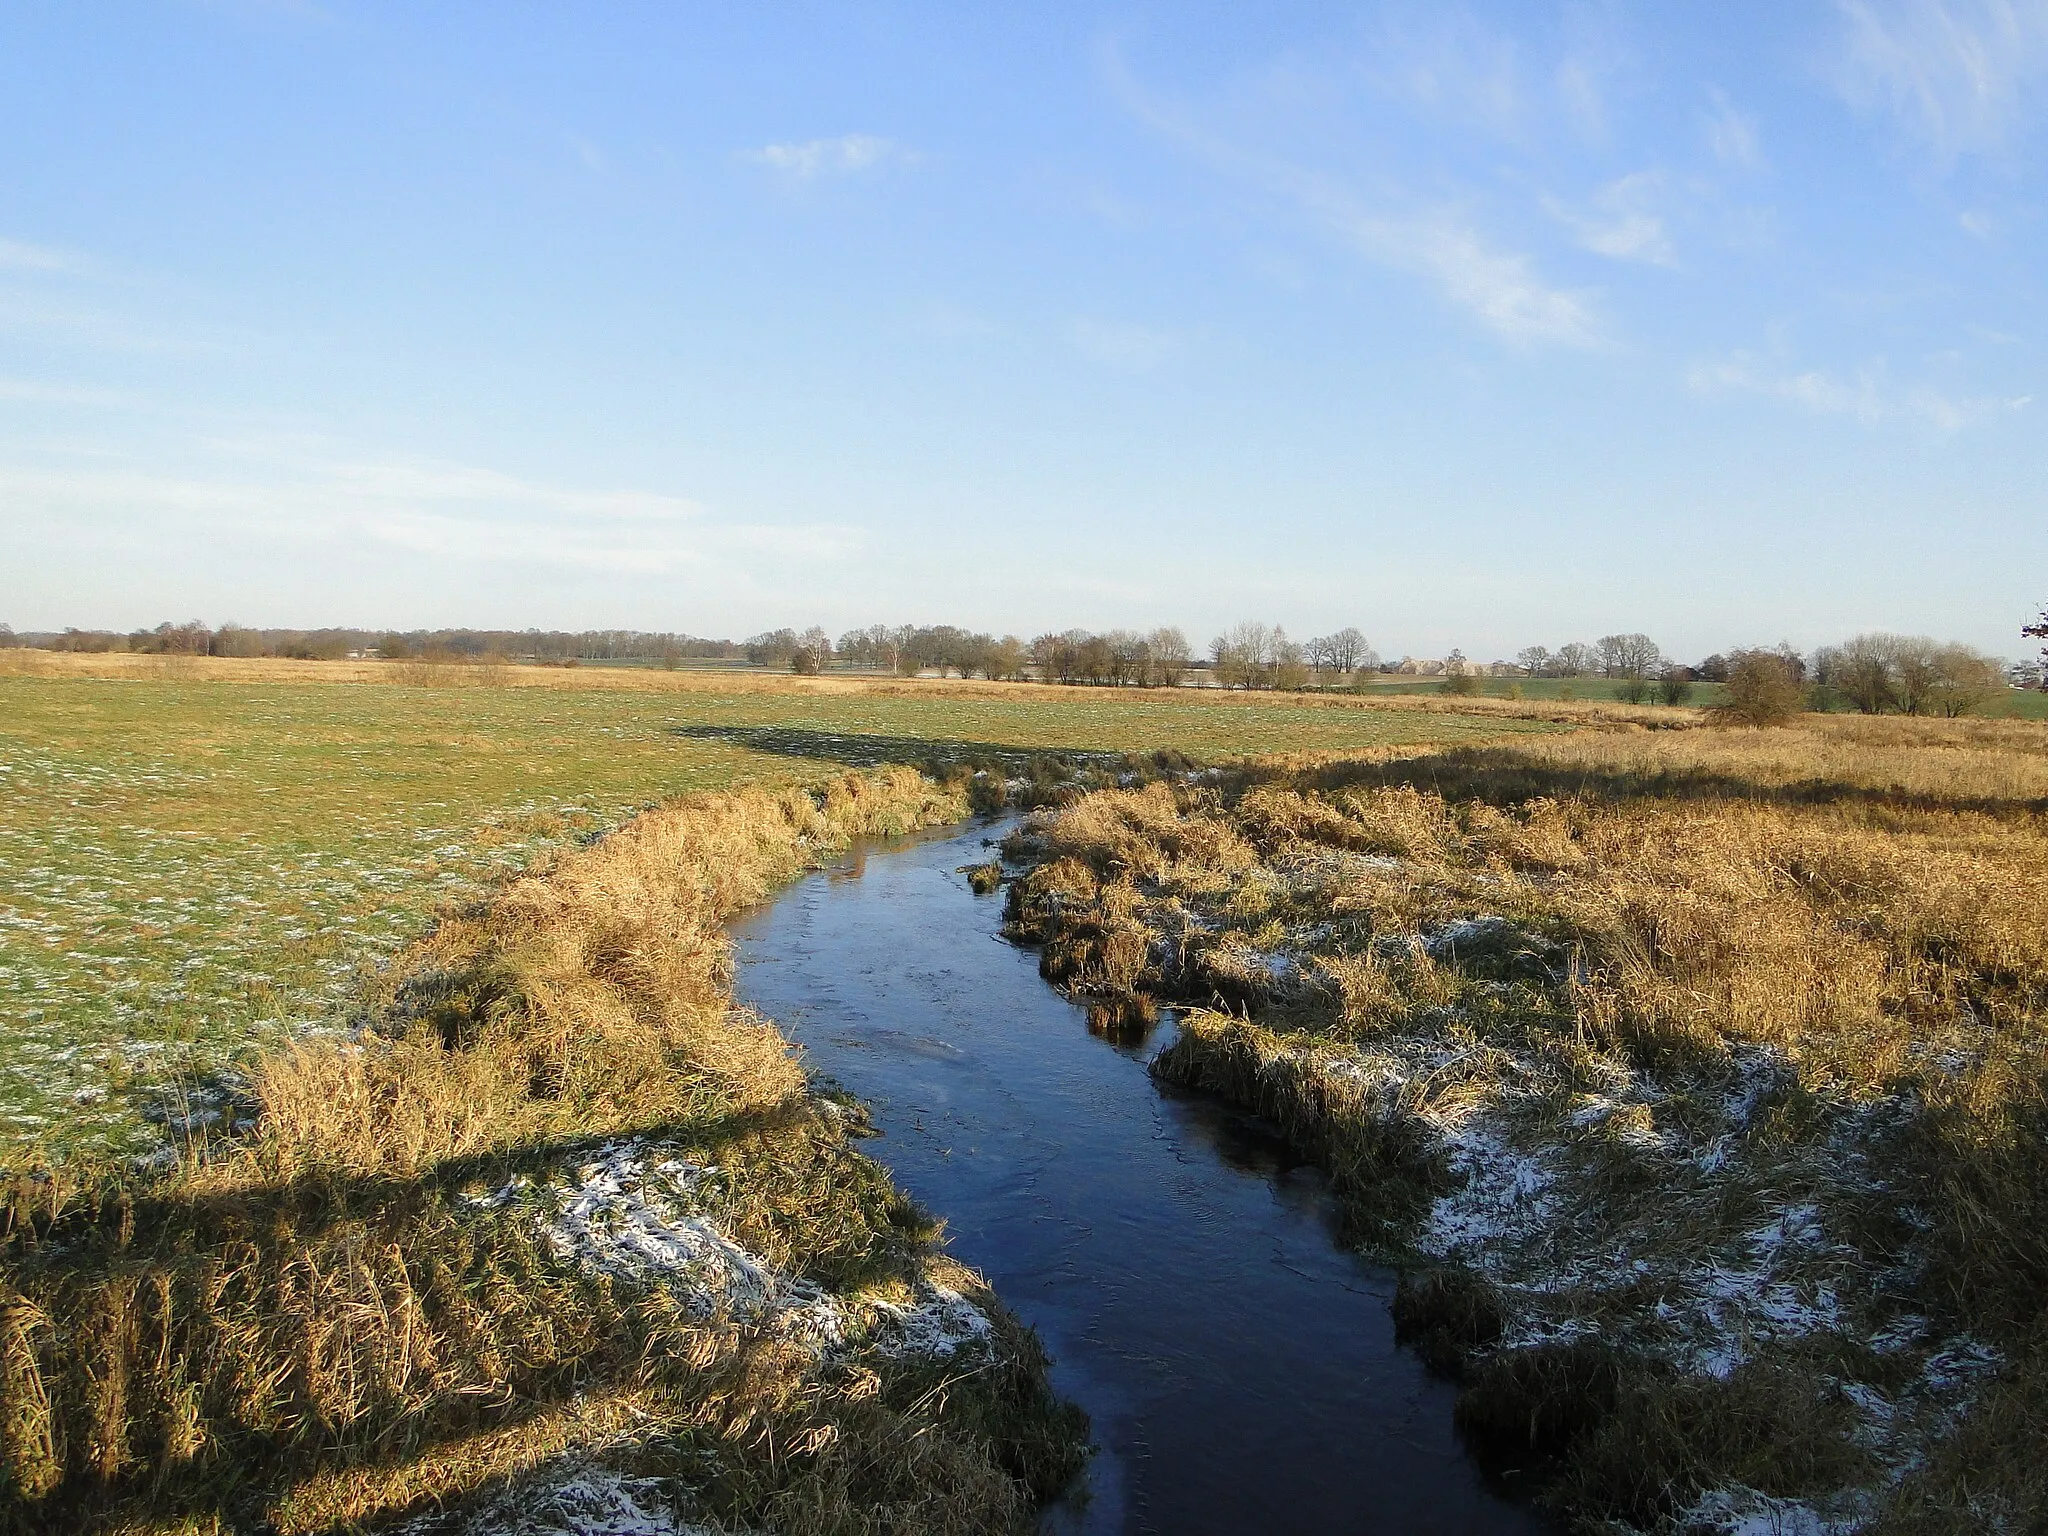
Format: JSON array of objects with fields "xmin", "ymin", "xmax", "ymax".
[
  {"xmin": 1717, "ymin": 649, "xmax": 1804, "ymax": 726},
  {"xmin": 1441, "ymin": 670, "xmax": 1480, "ymax": 697}
]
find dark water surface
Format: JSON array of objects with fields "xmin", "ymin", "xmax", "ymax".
[{"xmin": 732, "ymin": 819, "xmax": 1543, "ymax": 1536}]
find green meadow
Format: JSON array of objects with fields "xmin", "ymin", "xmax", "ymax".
[{"xmin": 0, "ymin": 670, "xmax": 1550, "ymax": 1157}]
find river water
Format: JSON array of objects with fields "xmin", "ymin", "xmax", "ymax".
[{"xmin": 732, "ymin": 817, "xmax": 1543, "ymax": 1536}]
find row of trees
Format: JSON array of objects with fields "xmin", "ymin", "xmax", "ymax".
[
  {"xmin": 1514, "ymin": 633, "xmax": 1665, "ymax": 680},
  {"xmin": 8, "ymin": 623, "xmax": 743, "ymax": 664},
  {"xmin": 9, "ymin": 617, "xmax": 2035, "ymax": 713},
  {"xmin": 1204, "ymin": 624, "xmax": 1383, "ymax": 690},
  {"xmin": 1810, "ymin": 634, "xmax": 2010, "ymax": 717},
  {"xmin": 1030, "ymin": 628, "xmax": 1193, "ymax": 686},
  {"xmin": 826, "ymin": 625, "xmax": 1029, "ymax": 679}
]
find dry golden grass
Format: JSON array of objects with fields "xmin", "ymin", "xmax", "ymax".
[
  {"xmin": 0, "ymin": 766, "xmax": 1084, "ymax": 1535},
  {"xmin": 1002, "ymin": 715, "xmax": 2048, "ymax": 1532}
]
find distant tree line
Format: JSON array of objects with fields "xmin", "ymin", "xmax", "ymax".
[
  {"xmin": 8, "ymin": 623, "xmax": 743, "ymax": 664},
  {"xmin": 5, "ymin": 614, "xmax": 2035, "ymax": 715},
  {"xmin": 1810, "ymin": 634, "xmax": 2011, "ymax": 717}
]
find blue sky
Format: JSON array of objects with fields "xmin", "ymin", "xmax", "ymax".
[{"xmin": 1, "ymin": 1, "xmax": 2042, "ymax": 661}]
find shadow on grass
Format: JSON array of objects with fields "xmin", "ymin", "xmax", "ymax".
[
  {"xmin": 669, "ymin": 723, "xmax": 1129, "ymax": 771},
  {"xmin": 675, "ymin": 724, "xmax": 2048, "ymax": 819},
  {"xmin": 0, "ymin": 1099, "xmax": 922, "ymax": 1536},
  {"xmin": 1273, "ymin": 743, "xmax": 2048, "ymax": 819}
]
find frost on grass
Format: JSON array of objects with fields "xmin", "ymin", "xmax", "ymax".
[
  {"xmin": 1007, "ymin": 790, "xmax": 2012, "ymax": 1533},
  {"xmin": 870, "ymin": 1282, "xmax": 996, "ymax": 1358},
  {"xmin": 1286, "ymin": 1031, "xmax": 2002, "ymax": 1528},
  {"xmin": 483, "ymin": 1139, "xmax": 992, "ymax": 1363},
  {"xmin": 392, "ymin": 1459, "xmax": 733, "ymax": 1536},
  {"xmin": 1675, "ymin": 1485, "xmax": 1868, "ymax": 1536}
]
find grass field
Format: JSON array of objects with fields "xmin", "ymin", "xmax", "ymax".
[{"xmin": 0, "ymin": 656, "xmax": 1557, "ymax": 1159}]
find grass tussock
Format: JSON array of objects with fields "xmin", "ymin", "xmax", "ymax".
[
  {"xmin": 1, "ymin": 766, "xmax": 1086, "ymax": 1535},
  {"xmin": 1001, "ymin": 714, "xmax": 2048, "ymax": 1533}
]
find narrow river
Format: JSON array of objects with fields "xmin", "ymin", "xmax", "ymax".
[{"xmin": 733, "ymin": 817, "xmax": 1543, "ymax": 1536}]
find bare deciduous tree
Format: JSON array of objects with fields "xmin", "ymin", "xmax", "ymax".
[
  {"xmin": 1927, "ymin": 645, "xmax": 2006, "ymax": 716},
  {"xmin": 1273, "ymin": 633, "xmax": 1308, "ymax": 690},
  {"xmin": 1553, "ymin": 642, "xmax": 1599, "ymax": 677},
  {"xmin": 1597, "ymin": 633, "xmax": 1662, "ymax": 680},
  {"xmin": 1212, "ymin": 622, "xmax": 1281, "ymax": 689},
  {"xmin": 1147, "ymin": 627, "xmax": 1191, "ymax": 687},
  {"xmin": 1307, "ymin": 627, "xmax": 1372, "ymax": 677}
]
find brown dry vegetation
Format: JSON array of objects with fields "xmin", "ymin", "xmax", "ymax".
[
  {"xmin": 1000, "ymin": 715, "xmax": 2048, "ymax": 1533},
  {"xmin": 0, "ymin": 766, "xmax": 1085, "ymax": 1535}
]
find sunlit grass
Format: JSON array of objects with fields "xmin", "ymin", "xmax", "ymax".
[{"xmin": 0, "ymin": 669, "xmax": 1552, "ymax": 1155}]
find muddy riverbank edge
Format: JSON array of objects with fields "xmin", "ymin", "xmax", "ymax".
[{"xmin": 1, "ymin": 765, "xmax": 1089, "ymax": 1536}]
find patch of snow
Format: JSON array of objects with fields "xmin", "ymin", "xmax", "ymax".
[
  {"xmin": 492, "ymin": 1139, "xmax": 849, "ymax": 1351},
  {"xmin": 1678, "ymin": 1485, "xmax": 1868, "ymax": 1536},
  {"xmin": 482, "ymin": 1139, "xmax": 1000, "ymax": 1365},
  {"xmin": 1424, "ymin": 915, "xmax": 1518, "ymax": 958},
  {"xmin": 392, "ymin": 1460, "xmax": 728, "ymax": 1536},
  {"xmin": 1655, "ymin": 1206, "xmax": 1845, "ymax": 1379},
  {"xmin": 1417, "ymin": 1122, "xmax": 1558, "ymax": 1267},
  {"xmin": 870, "ymin": 1283, "xmax": 994, "ymax": 1359},
  {"xmin": 1920, "ymin": 1337, "xmax": 2002, "ymax": 1393}
]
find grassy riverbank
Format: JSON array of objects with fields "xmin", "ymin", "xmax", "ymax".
[
  {"xmin": 0, "ymin": 652, "xmax": 1561, "ymax": 1159},
  {"xmin": 1001, "ymin": 716, "xmax": 2048, "ymax": 1533},
  {"xmin": 1, "ymin": 767, "xmax": 1086, "ymax": 1535},
  {"xmin": 0, "ymin": 658, "xmax": 1579, "ymax": 1532}
]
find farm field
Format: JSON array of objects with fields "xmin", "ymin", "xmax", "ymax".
[{"xmin": 0, "ymin": 658, "xmax": 1557, "ymax": 1159}]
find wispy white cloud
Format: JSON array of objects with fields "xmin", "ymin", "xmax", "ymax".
[
  {"xmin": 1687, "ymin": 353, "xmax": 2030, "ymax": 431},
  {"xmin": 0, "ymin": 237, "xmax": 69, "ymax": 272},
  {"xmin": 1369, "ymin": 6, "xmax": 1633, "ymax": 147},
  {"xmin": 1372, "ymin": 10, "xmax": 1525, "ymax": 138},
  {"xmin": 745, "ymin": 134, "xmax": 899, "ymax": 178},
  {"xmin": 1368, "ymin": 215, "xmax": 1598, "ymax": 345},
  {"xmin": 1100, "ymin": 43, "xmax": 1599, "ymax": 348},
  {"xmin": 1704, "ymin": 88, "xmax": 1762, "ymax": 167},
  {"xmin": 1554, "ymin": 4, "xmax": 1637, "ymax": 145},
  {"xmin": 1834, "ymin": 0, "xmax": 2048, "ymax": 158},
  {"xmin": 0, "ymin": 444, "xmax": 861, "ymax": 574},
  {"xmin": 1546, "ymin": 172, "xmax": 1678, "ymax": 267},
  {"xmin": 0, "ymin": 289, "xmax": 192, "ymax": 352},
  {"xmin": 0, "ymin": 376, "xmax": 130, "ymax": 407}
]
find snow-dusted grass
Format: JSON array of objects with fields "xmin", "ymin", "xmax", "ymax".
[
  {"xmin": 473, "ymin": 1137, "xmax": 997, "ymax": 1367},
  {"xmin": 0, "ymin": 670, "xmax": 1542, "ymax": 1160},
  {"xmin": 394, "ymin": 1461, "xmax": 723, "ymax": 1536},
  {"xmin": 1002, "ymin": 724, "xmax": 2048, "ymax": 1532},
  {"xmin": 2, "ymin": 767, "xmax": 1088, "ymax": 1536}
]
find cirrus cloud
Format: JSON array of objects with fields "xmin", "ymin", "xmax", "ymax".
[{"xmin": 745, "ymin": 134, "xmax": 900, "ymax": 178}]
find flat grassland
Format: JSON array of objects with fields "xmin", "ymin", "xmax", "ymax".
[{"xmin": 0, "ymin": 652, "xmax": 1559, "ymax": 1157}]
